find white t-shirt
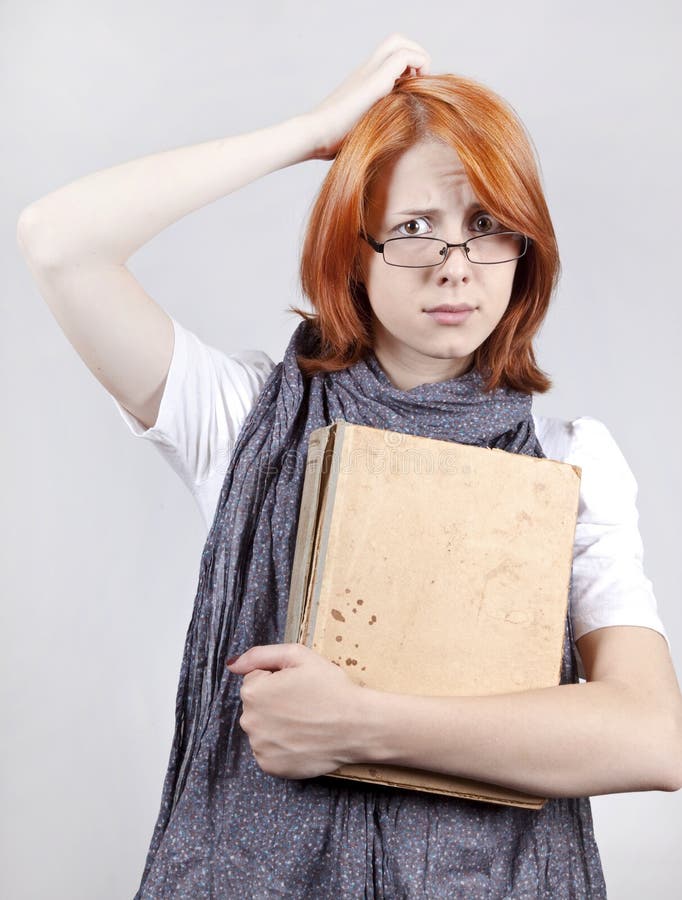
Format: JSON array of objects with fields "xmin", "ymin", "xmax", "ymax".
[{"xmin": 110, "ymin": 315, "xmax": 671, "ymax": 681}]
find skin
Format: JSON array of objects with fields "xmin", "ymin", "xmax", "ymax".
[{"xmin": 357, "ymin": 138, "xmax": 519, "ymax": 390}]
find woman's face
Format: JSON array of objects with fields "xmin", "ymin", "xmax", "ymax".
[{"xmin": 357, "ymin": 139, "xmax": 519, "ymax": 391}]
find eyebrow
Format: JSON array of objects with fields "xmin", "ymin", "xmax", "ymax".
[{"xmin": 389, "ymin": 202, "xmax": 483, "ymax": 218}]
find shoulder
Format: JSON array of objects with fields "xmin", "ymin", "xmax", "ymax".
[
  {"xmin": 533, "ymin": 413, "xmax": 621, "ymax": 461},
  {"xmin": 175, "ymin": 316, "xmax": 277, "ymax": 390},
  {"xmin": 111, "ymin": 315, "xmax": 278, "ymax": 531},
  {"xmin": 533, "ymin": 413, "xmax": 638, "ymax": 521},
  {"xmin": 537, "ymin": 413, "xmax": 673, "ymax": 675}
]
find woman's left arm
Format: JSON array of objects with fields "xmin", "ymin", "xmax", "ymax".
[
  {"xmin": 355, "ymin": 624, "xmax": 682, "ymax": 797},
  {"xmin": 228, "ymin": 633, "xmax": 682, "ymax": 798}
]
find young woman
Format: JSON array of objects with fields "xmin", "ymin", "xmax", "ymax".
[{"xmin": 18, "ymin": 33, "xmax": 682, "ymax": 899}]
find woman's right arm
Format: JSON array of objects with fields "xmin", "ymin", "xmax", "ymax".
[
  {"xmin": 16, "ymin": 116, "xmax": 322, "ymax": 429},
  {"xmin": 16, "ymin": 33, "xmax": 430, "ymax": 430}
]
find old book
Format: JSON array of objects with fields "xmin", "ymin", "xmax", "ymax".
[{"xmin": 284, "ymin": 419, "xmax": 581, "ymax": 809}]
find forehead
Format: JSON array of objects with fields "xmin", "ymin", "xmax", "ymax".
[{"xmin": 367, "ymin": 140, "xmax": 475, "ymax": 216}]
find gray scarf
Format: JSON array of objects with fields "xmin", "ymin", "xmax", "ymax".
[{"xmin": 134, "ymin": 320, "xmax": 607, "ymax": 899}]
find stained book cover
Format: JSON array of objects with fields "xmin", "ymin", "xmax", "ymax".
[{"xmin": 284, "ymin": 419, "xmax": 581, "ymax": 810}]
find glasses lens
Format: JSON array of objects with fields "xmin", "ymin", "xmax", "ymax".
[
  {"xmin": 383, "ymin": 237, "xmax": 446, "ymax": 267},
  {"xmin": 467, "ymin": 232, "xmax": 527, "ymax": 263}
]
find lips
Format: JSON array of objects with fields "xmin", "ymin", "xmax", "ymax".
[
  {"xmin": 424, "ymin": 304, "xmax": 475, "ymax": 313},
  {"xmin": 425, "ymin": 306, "xmax": 475, "ymax": 325}
]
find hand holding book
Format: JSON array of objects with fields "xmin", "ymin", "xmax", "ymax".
[{"xmin": 227, "ymin": 642, "xmax": 365, "ymax": 779}]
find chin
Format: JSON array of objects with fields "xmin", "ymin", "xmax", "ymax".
[{"xmin": 426, "ymin": 337, "xmax": 476, "ymax": 356}]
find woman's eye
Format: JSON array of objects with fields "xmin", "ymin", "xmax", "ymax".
[
  {"xmin": 396, "ymin": 217, "xmax": 430, "ymax": 237},
  {"xmin": 472, "ymin": 213, "xmax": 499, "ymax": 233}
]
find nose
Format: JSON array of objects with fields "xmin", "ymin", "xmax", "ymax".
[{"xmin": 437, "ymin": 241, "xmax": 472, "ymax": 282}]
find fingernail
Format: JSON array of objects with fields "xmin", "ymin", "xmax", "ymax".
[{"xmin": 226, "ymin": 655, "xmax": 240, "ymax": 666}]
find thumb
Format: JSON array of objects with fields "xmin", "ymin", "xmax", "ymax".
[{"xmin": 225, "ymin": 642, "xmax": 305, "ymax": 675}]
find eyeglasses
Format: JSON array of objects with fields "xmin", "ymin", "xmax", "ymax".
[{"xmin": 359, "ymin": 230, "xmax": 530, "ymax": 267}]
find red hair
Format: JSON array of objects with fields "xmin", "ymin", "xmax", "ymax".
[{"xmin": 289, "ymin": 73, "xmax": 560, "ymax": 394}]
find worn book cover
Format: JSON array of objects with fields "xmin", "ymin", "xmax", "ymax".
[{"xmin": 285, "ymin": 419, "xmax": 581, "ymax": 809}]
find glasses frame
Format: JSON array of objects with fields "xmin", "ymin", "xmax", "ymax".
[{"xmin": 359, "ymin": 230, "xmax": 531, "ymax": 267}]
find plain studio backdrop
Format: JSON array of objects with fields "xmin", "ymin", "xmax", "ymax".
[{"xmin": 3, "ymin": 1, "xmax": 681, "ymax": 897}]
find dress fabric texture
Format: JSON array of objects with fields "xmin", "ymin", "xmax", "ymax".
[{"xmin": 134, "ymin": 319, "xmax": 608, "ymax": 899}]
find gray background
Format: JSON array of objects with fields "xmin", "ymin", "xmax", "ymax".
[{"xmin": 3, "ymin": 1, "xmax": 681, "ymax": 897}]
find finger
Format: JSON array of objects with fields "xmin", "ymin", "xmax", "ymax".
[
  {"xmin": 371, "ymin": 33, "xmax": 429, "ymax": 65},
  {"xmin": 226, "ymin": 642, "xmax": 306, "ymax": 674},
  {"xmin": 240, "ymin": 670, "xmax": 273, "ymax": 707},
  {"xmin": 242, "ymin": 668, "xmax": 272, "ymax": 685},
  {"xmin": 385, "ymin": 47, "xmax": 431, "ymax": 83},
  {"xmin": 367, "ymin": 34, "xmax": 431, "ymax": 75}
]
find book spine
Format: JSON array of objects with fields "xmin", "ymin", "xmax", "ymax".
[{"xmin": 284, "ymin": 425, "xmax": 333, "ymax": 644}]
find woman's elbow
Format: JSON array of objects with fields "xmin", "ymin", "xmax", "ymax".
[{"xmin": 659, "ymin": 710, "xmax": 682, "ymax": 792}]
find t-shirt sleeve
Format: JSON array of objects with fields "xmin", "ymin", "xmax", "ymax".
[
  {"xmin": 566, "ymin": 415, "xmax": 671, "ymax": 677},
  {"xmin": 109, "ymin": 315, "xmax": 276, "ymax": 517}
]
